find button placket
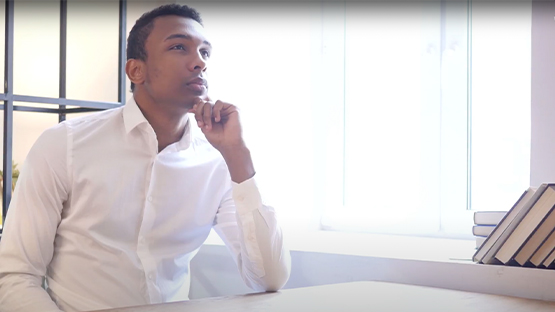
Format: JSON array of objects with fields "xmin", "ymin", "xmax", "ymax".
[{"xmin": 136, "ymin": 156, "xmax": 160, "ymax": 303}]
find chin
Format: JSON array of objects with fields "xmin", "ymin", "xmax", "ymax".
[
  {"xmin": 177, "ymin": 90, "xmax": 208, "ymax": 107},
  {"xmin": 179, "ymin": 97, "xmax": 199, "ymax": 109}
]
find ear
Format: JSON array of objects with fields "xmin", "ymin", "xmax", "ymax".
[{"xmin": 125, "ymin": 59, "xmax": 145, "ymax": 88}]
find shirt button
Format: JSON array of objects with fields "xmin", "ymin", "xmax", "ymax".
[
  {"xmin": 148, "ymin": 273, "xmax": 154, "ymax": 280},
  {"xmin": 147, "ymin": 196, "xmax": 153, "ymax": 202}
]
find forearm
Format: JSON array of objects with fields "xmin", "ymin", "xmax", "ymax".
[
  {"xmin": 231, "ymin": 179, "xmax": 291, "ymax": 291},
  {"xmin": 220, "ymin": 144, "xmax": 255, "ymax": 184},
  {"xmin": 243, "ymin": 208, "xmax": 291, "ymax": 291}
]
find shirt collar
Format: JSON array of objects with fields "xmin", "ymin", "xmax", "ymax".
[
  {"xmin": 123, "ymin": 95, "xmax": 147, "ymax": 134},
  {"xmin": 123, "ymin": 96, "xmax": 193, "ymax": 152}
]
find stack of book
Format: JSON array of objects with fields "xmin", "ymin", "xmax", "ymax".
[
  {"xmin": 473, "ymin": 183, "xmax": 555, "ymax": 268},
  {"xmin": 473, "ymin": 211, "xmax": 506, "ymax": 249}
]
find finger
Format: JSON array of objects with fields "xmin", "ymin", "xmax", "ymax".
[
  {"xmin": 213, "ymin": 100, "xmax": 225, "ymax": 122},
  {"xmin": 219, "ymin": 102, "xmax": 239, "ymax": 120},
  {"xmin": 194, "ymin": 99, "xmax": 205, "ymax": 127},
  {"xmin": 202, "ymin": 101, "xmax": 213, "ymax": 130},
  {"xmin": 188, "ymin": 98, "xmax": 201, "ymax": 113}
]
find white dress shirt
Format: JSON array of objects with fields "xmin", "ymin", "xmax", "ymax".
[{"xmin": 0, "ymin": 96, "xmax": 291, "ymax": 312}]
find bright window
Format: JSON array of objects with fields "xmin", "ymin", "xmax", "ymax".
[{"xmin": 182, "ymin": 1, "xmax": 531, "ymax": 238}]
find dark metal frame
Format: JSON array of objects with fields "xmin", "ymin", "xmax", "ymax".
[{"xmin": 1, "ymin": 0, "xmax": 127, "ymax": 229}]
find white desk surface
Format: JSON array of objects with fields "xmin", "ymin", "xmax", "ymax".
[{"xmin": 90, "ymin": 280, "xmax": 555, "ymax": 312}]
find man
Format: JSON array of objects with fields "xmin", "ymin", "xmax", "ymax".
[{"xmin": 0, "ymin": 4, "xmax": 291, "ymax": 312}]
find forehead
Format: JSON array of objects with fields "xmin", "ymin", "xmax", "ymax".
[{"xmin": 147, "ymin": 15, "xmax": 209, "ymax": 44}]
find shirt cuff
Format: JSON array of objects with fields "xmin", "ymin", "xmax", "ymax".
[{"xmin": 231, "ymin": 176, "xmax": 263, "ymax": 216}]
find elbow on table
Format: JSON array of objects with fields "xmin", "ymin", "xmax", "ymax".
[
  {"xmin": 261, "ymin": 270, "xmax": 289, "ymax": 292},
  {"xmin": 257, "ymin": 255, "xmax": 292, "ymax": 292}
]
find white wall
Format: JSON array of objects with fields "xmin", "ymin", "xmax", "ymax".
[{"xmin": 531, "ymin": 1, "xmax": 555, "ymax": 186}]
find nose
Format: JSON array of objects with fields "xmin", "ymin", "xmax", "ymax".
[{"xmin": 190, "ymin": 51, "xmax": 207, "ymax": 73}]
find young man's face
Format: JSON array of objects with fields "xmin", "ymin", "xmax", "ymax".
[{"xmin": 142, "ymin": 15, "xmax": 211, "ymax": 109}]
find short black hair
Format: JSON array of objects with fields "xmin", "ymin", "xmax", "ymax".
[{"xmin": 127, "ymin": 4, "xmax": 203, "ymax": 92}]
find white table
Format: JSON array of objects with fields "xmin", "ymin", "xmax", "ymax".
[{"xmin": 90, "ymin": 281, "xmax": 555, "ymax": 312}]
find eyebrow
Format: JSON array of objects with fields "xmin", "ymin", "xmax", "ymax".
[{"xmin": 164, "ymin": 33, "xmax": 212, "ymax": 48}]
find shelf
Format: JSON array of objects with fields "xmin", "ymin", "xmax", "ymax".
[{"xmin": 0, "ymin": 0, "xmax": 128, "ymax": 229}]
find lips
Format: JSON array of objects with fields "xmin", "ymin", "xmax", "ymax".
[
  {"xmin": 187, "ymin": 77, "xmax": 206, "ymax": 86},
  {"xmin": 186, "ymin": 78, "xmax": 207, "ymax": 93},
  {"xmin": 188, "ymin": 84, "xmax": 206, "ymax": 92}
]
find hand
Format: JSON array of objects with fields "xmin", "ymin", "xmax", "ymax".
[
  {"xmin": 189, "ymin": 97, "xmax": 255, "ymax": 183},
  {"xmin": 189, "ymin": 97, "xmax": 244, "ymax": 153}
]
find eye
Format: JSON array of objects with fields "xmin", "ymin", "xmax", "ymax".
[
  {"xmin": 200, "ymin": 49, "xmax": 211, "ymax": 58},
  {"xmin": 170, "ymin": 44, "xmax": 185, "ymax": 51}
]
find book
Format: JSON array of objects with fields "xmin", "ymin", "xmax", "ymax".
[
  {"xmin": 529, "ymin": 226, "xmax": 555, "ymax": 267},
  {"xmin": 472, "ymin": 186, "xmax": 538, "ymax": 263},
  {"xmin": 495, "ymin": 184, "xmax": 555, "ymax": 264},
  {"xmin": 474, "ymin": 211, "xmax": 507, "ymax": 226},
  {"xmin": 472, "ymin": 225, "xmax": 496, "ymax": 237},
  {"xmin": 475, "ymin": 235, "xmax": 487, "ymax": 249},
  {"xmin": 543, "ymin": 246, "xmax": 555, "ymax": 268},
  {"xmin": 512, "ymin": 200, "xmax": 555, "ymax": 266}
]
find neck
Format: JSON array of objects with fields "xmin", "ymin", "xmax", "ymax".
[{"xmin": 133, "ymin": 91, "xmax": 190, "ymax": 152}]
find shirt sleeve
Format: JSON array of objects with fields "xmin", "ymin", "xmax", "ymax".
[
  {"xmin": 212, "ymin": 176, "xmax": 291, "ymax": 292},
  {"xmin": 0, "ymin": 124, "xmax": 69, "ymax": 312}
]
